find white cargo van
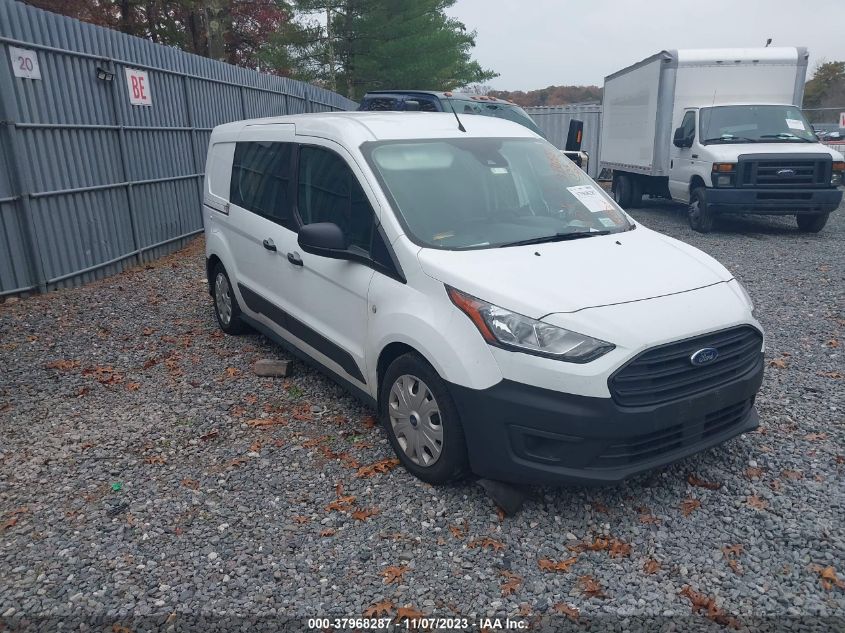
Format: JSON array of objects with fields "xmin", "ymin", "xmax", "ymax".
[
  {"xmin": 203, "ymin": 112, "xmax": 764, "ymax": 486},
  {"xmin": 600, "ymin": 48, "xmax": 844, "ymax": 232}
]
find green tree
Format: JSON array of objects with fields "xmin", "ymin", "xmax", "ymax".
[
  {"xmin": 803, "ymin": 60, "xmax": 845, "ymax": 112},
  {"xmin": 273, "ymin": 0, "xmax": 496, "ymax": 99}
]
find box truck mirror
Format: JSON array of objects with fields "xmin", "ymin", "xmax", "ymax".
[
  {"xmin": 673, "ymin": 127, "xmax": 692, "ymax": 148},
  {"xmin": 565, "ymin": 119, "xmax": 584, "ymax": 151}
]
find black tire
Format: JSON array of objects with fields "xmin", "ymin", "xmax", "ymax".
[
  {"xmin": 613, "ymin": 174, "xmax": 633, "ymax": 208},
  {"xmin": 688, "ymin": 187, "xmax": 715, "ymax": 233},
  {"xmin": 379, "ymin": 353, "xmax": 469, "ymax": 485},
  {"xmin": 796, "ymin": 213, "xmax": 829, "ymax": 233},
  {"xmin": 211, "ymin": 263, "xmax": 247, "ymax": 334}
]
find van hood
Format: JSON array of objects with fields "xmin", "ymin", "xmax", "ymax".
[
  {"xmin": 702, "ymin": 142, "xmax": 844, "ymax": 162},
  {"xmin": 417, "ymin": 226, "xmax": 733, "ymax": 319}
]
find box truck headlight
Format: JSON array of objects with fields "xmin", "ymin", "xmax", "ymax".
[
  {"xmin": 712, "ymin": 163, "xmax": 735, "ymax": 187},
  {"xmin": 832, "ymin": 162, "xmax": 844, "ymax": 186}
]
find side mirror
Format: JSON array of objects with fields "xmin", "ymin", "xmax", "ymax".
[
  {"xmin": 404, "ymin": 99, "xmax": 420, "ymax": 111},
  {"xmin": 298, "ymin": 222, "xmax": 348, "ymax": 259},
  {"xmin": 673, "ymin": 127, "xmax": 690, "ymax": 148},
  {"xmin": 565, "ymin": 119, "xmax": 584, "ymax": 151}
]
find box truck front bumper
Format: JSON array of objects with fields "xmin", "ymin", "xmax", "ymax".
[{"xmin": 706, "ymin": 187, "xmax": 842, "ymax": 215}]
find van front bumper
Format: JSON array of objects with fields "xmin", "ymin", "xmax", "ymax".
[
  {"xmin": 448, "ymin": 354, "xmax": 763, "ymax": 486},
  {"xmin": 706, "ymin": 187, "xmax": 842, "ymax": 215}
]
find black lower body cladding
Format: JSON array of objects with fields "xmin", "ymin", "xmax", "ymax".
[{"xmin": 448, "ymin": 354, "xmax": 764, "ymax": 486}]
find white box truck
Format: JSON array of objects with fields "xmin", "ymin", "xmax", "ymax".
[{"xmin": 600, "ymin": 48, "xmax": 844, "ymax": 232}]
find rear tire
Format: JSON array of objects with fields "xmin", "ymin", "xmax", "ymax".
[
  {"xmin": 688, "ymin": 187, "xmax": 715, "ymax": 233},
  {"xmin": 796, "ymin": 213, "xmax": 829, "ymax": 233},
  {"xmin": 380, "ymin": 353, "xmax": 469, "ymax": 485},
  {"xmin": 212, "ymin": 263, "xmax": 247, "ymax": 334},
  {"xmin": 613, "ymin": 174, "xmax": 634, "ymax": 208}
]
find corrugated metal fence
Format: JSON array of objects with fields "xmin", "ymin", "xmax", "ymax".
[
  {"xmin": 0, "ymin": 0, "xmax": 356, "ymax": 296},
  {"xmin": 524, "ymin": 103, "xmax": 602, "ymax": 178}
]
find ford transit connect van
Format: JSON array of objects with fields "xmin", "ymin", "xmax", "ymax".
[{"xmin": 203, "ymin": 112, "xmax": 764, "ymax": 486}]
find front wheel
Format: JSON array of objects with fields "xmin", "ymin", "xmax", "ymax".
[
  {"xmin": 796, "ymin": 213, "xmax": 830, "ymax": 233},
  {"xmin": 688, "ymin": 187, "xmax": 715, "ymax": 233},
  {"xmin": 380, "ymin": 353, "xmax": 469, "ymax": 485}
]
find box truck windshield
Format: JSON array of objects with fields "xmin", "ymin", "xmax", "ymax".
[{"xmin": 700, "ymin": 105, "xmax": 817, "ymax": 144}]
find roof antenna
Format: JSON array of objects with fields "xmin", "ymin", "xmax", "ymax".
[
  {"xmin": 765, "ymin": 38, "xmax": 772, "ymax": 47},
  {"xmin": 444, "ymin": 91, "xmax": 467, "ymax": 133}
]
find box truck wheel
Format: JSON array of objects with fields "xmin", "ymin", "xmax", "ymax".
[
  {"xmin": 688, "ymin": 188, "xmax": 714, "ymax": 233},
  {"xmin": 796, "ymin": 213, "xmax": 830, "ymax": 233},
  {"xmin": 613, "ymin": 174, "xmax": 639, "ymax": 208}
]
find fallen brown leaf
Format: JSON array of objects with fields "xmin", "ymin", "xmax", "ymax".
[
  {"xmin": 395, "ymin": 606, "xmax": 425, "ymax": 623},
  {"xmin": 768, "ymin": 357, "xmax": 788, "ymax": 369},
  {"xmin": 302, "ymin": 435, "xmax": 329, "ymax": 448},
  {"xmin": 500, "ymin": 571, "xmax": 522, "ymax": 596},
  {"xmin": 319, "ymin": 528, "xmax": 336, "ymax": 537},
  {"xmin": 126, "ymin": 382, "xmax": 140, "ymax": 391},
  {"xmin": 810, "ymin": 565, "xmax": 845, "ymax": 591},
  {"xmin": 680, "ymin": 585, "xmax": 739, "ymax": 628},
  {"xmin": 144, "ymin": 455, "xmax": 166, "ymax": 465},
  {"xmin": 817, "ymin": 371, "xmax": 843, "ymax": 379},
  {"xmin": 293, "ymin": 515, "xmax": 309, "ymax": 524},
  {"xmin": 326, "ymin": 495, "xmax": 356, "ymax": 512},
  {"xmin": 552, "ymin": 602, "xmax": 580, "ymax": 621},
  {"xmin": 180, "ymin": 478, "xmax": 199, "ymax": 490},
  {"xmin": 680, "ymin": 498, "xmax": 701, "ymax": 516},
  {"xmin": 745, "ymin": 467, "xmax": 764, "ymax": 479},
  {"xmin": 351, "ymin": 507, "xmax": 379, "ymax": 521},
  {"xmin": 687, "ymin": 473, "xmax": 721, "ymax": 490},
  {"xmin": 363, "ymin": 600, "xmax": 394, "ymax": 617},
  {"xmin": 804, "ymin": 432, "xmax": 828, "ymax": 441},
  {"xmin": 224, "ymin": 367, "xmax": 241, "ymax": 378},
  {"xmin": 246, "ymin": 418, "xmax": 285, "ymax": 428},
  {"xmin": 781, "ymin": 469, "xmax": 803, "ymax": 480},
  {"xmin": 746, "ymin": 495, "xmax": 769, "ymax": 510},
  {"xmin": 383, "ymin": 565, "xmax": 408, "ymax": 584},
  {"xmin": 467, "ymin": 537, "xmax": 504, "ymax": 551},
  {"xmin": 448, "ymin": 524, "xmax": 467, "ymax": 539},
  {"xmin": 722, "ymin": 544, "xmax": 744, "ymax": 575},
  {"xmin": 199, "ymin": 429, "xmax": 219, "ymax": 441},
  {"xmin": 356, "ymin": 458, "xmax": 400, "ymax": 478},
  {"xmin": 578, "ymin": 575, "xmax": 606, "ymax": 598},
  {"xmin": 45, "ymin": 359, "xmax": 80, "ymax": 371},
  {"xmin": 826, "ymin": 339, "xmax": 840, "ymax": 348},
  {"xmin": 643, "ymin": 559, "xmax": 661, "ymax": 574},
  {"xmin": 362, "ymin": 415, "xmax": 378, "ymax": 429},
  {"xmin": 538, "ymin": 556, "xmax": 578, "ymax": 572}
]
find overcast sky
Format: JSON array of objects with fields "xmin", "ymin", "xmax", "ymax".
[{"xmin": 446, "ymin": 0, "xmax": 841, "ymax": 90}]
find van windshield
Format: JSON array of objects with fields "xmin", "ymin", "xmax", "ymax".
[
  {"xmin": 363, "ymin": 138, "xmax": 632, "ymax": 250},
  {"xmin": 700, "ymin": 105, "xmax": 817, "ymax": 144}
]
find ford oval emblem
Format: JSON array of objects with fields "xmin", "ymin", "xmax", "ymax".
[
  {"xmin": 690, "ymin": 347, "xmax": 719, "ymax": 366},
  {"xmin": 776, "ymin": 168, "xmax": 796, "ymax": 178}
]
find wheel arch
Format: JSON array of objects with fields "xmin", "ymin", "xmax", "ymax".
[{"xmin": 689, "ymin": 175, "xmax": 707, "ymax": 193}]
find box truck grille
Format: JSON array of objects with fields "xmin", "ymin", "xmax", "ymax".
[
  {"xmin": 608, "ymin": 326, "xmax": 763, "ymax": 408},
  {"xmin": 738, "ymin": 157, "xmax": 830, "ymax": 188}
]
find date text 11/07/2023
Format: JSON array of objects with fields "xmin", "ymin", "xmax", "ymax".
[{"xmin": 306, "ymin": 617, "xmax": 529, "ymax": 630}]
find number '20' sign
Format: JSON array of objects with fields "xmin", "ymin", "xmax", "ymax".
[
  {"xmin": 9, "ymin": 46, "xmax": 41, "ymax": 80},
  {"xmin": 124, "ymin": 68, "xmax": 152, "ymax": 106}
]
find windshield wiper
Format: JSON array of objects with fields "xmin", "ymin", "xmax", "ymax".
[
  {"xmin": 759, "ymin": 134, "xmax": 813, "ymax": 142},
  {"xmin": 498, "ymin": 230, "xmax": 611, "ymax": 248},
  {"xmin": 702, "ymin": 136, "xmax": 758, "ymax": 144}
]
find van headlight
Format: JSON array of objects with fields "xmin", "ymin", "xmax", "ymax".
[
  {"xmin": 735, "ymin": 281, "xmax": 758, "ymax": 319},
  {"xmin": 446, "ymin": 286, "xmax": 615, "ymax": 363}
]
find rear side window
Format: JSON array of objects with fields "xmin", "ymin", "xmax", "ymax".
[
  {"xmin": 359, "ymin": 96, "xmax": 402, "ymax": 111},
  {"xmin": 230, "ymin": 142, "xmax": 294, "ymax": 225},
  {"xmin": 297, "ymin": 146, "xmax": 376, "ymax": 254}
]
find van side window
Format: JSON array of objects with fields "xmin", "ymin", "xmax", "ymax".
[
  {"xmin": 297, "ymin": 146, "xmax": 377, "ymax": 254},
  {"xmin": 680, "ymin": 111, "xmax": 696, "ymax": 142},
  {"xmin": 230, "ymin": 141, "xmax": 294, "ymax": 226}
]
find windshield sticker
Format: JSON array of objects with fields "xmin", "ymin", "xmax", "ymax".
[
  {"xmin": 567, "ymin": 185, "xmax": 615, "ymax": 213},
  {"xmin": 490, "ymin": 167, "xmax": 508, "ymax": 174},
  {"xmin": 598, "ymin": 217, "xmax": 617, "ymax": 228},
  {"xmin": 432, "ymin": 231, "xmax": 455, "ymax": 241},
  {"xmin": 785, "ymin": 118, "xmax": 806, "ymax": 131}
]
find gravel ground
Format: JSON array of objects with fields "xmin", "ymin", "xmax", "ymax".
[{"xmin": 1, "ymin": 202, "xmax": 843, "ymax": 632}]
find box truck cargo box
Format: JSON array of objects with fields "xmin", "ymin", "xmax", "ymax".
[{"xmin": 600, "ymin": 48, "xmax": 844, "ymax": 233}]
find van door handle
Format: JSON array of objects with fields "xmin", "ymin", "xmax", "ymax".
[
  {"xmin": 262, "ymin": 238, "xmax": 277, "ymax": 252},
  {"xmin": 691, "ymin": 154, "xmax": 699, "ymax": 159},
  {"xmin": 287, "ymin": 251, "xmax": 303, "ymax": 266}
]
